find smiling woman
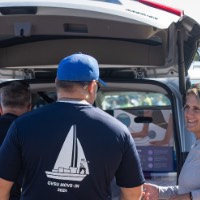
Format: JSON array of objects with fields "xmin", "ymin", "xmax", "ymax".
[
  {"xmin": 184, "ymin": 86, "xmax": 200, "ymax": 139},
  {"xmin": 143, "ymin": 85, "xmax": 200, "ymax": 200}
]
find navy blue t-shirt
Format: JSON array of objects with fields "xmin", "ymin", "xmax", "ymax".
[
  {"xmin": 0, "ymin": 113, "xmax": 17, "ymax": 146},
  {"xmin": 0, "ymin": 113, "xmax": 21, "ymax": 200},
  {"xmin": 0, "ymin": 102, "xmax": 145, "ymax": 200}
]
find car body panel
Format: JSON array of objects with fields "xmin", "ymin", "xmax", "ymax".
[
  {"xmin": 0, "ymin": 0, "xmax": 181, "ymax": 29},
  {"xmin": 0, "ymin": 0, "xmax": 199, "ymax": 81}
]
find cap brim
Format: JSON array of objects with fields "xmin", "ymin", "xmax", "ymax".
[{"xmin": 98, "ymin": 78, "xmax": 107, "ymax": 86}]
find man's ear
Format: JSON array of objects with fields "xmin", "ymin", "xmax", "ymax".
[{"xmin": 87, "ymin": 81, "xmax": 96, "ymax": 94}]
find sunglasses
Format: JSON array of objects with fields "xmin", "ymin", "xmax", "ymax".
[
  {"xmin": 189, "ymin": 83, "xmax": 200, "ymax": 96},
  {"xmin": 191, "ymin": 83, "xmax": 200, "ymax": 89},
  {"xmin": 96, "ymin": 81, "xmax": 101, "ymax": 93}
]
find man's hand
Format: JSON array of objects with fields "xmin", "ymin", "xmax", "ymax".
[{"xmin": 143, "ymin": 183, "xmax": 159, "ymax": 200}]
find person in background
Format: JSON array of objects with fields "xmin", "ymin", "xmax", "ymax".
[
  {"xmin": 143, "ymin": 85, "xmax": 200, "ymax": 200},
  {"xmin": 0, "ymin": 53, "xmax": 145, "ymax": 200},
  {"xmin": 0, "ymin": 80, "xmax": 32, "ymax": 200}
]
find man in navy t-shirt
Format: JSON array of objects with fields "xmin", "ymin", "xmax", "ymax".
[
  {"xmin": 0, "ymin": 80, "xmax": 32, "ymax": 200},
  {"xmin": 0, "ymin": 53, "xmax": 145, "ymax": 200}
]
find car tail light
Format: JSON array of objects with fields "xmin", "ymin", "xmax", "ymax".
[{"xmin": 139, "ymin": 0, "xmax": 184, "ymax": 16}]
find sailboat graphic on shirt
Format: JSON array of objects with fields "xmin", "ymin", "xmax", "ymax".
[{"xmin": 45, "ymin": 125, "xmax": 89, "ymax": 181}]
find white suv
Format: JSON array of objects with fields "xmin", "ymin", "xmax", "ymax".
[{"xmin": 0, "ymin": 0, "xmax": 200, "ymax": 199}]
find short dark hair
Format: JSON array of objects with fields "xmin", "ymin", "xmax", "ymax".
[
  {"xmin": 55, "ymin": 80, "xmax": 90, "ymax": 92},
  {"xmin": 0, "ymin": 81, "xmax": 31, "ymax": 108}
]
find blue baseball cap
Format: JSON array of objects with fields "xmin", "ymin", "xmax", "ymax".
[{"xmin": 57, "ymin": 53, "xmax": 106, "ymax": 86}]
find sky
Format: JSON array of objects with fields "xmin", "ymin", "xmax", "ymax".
[{"xmin": 153, "ymin": 0, "xmax": 200, "ymax": 23}]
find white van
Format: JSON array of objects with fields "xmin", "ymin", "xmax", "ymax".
[{"xmin": 0, "ymin": 0, "xmax": 199, "ymax": 199}]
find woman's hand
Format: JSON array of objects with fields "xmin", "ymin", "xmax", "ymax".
[{"xmin": 143, "ymin": 183, "xmax": 159, "ymax": 200}]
